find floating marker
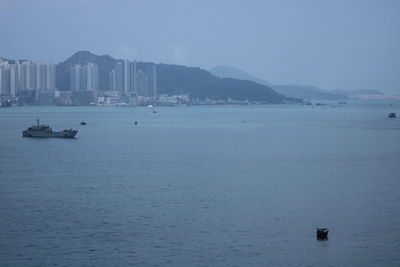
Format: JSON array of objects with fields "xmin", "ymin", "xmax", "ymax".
[{"xmin": 316, "ymin": 228, "xmax": 329, "ymax": 240}]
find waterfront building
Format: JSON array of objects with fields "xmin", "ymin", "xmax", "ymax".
[
  {"xmin": 70, "ymin": 63, "xmax": 99, "ymax": 91},
  {"xmin": 0, "ymin": 60, "xmax": 56, "ymax": 97},
  {"xmin": 0, "ymin": 67, "xmax": 11, "ymax": 96},
  {"xmin": 136, "ymin": 70, "xmax": 148, "ymax": 97},
  {"xmin": 135, "ymin": 66, "xmax": 157, "ymax": 98},
  {"xmin": 114, "ymin": 62, "xmax": 124, "ymax": 92},
  {"xmin": 109, "ymin": 60, "xmax": 157, "ymax": 98},
  {"xmin": 149, "ymin": 65, "xmax": 157, "ymax": 97},
  {"xmin": 123, "ymin": 60, "xmax": 131, "ymax": 94},
  {"xmin": 109, "ymin": 60, "xmax": 138, "ymax": 94},
  {"xmin": 109, "ymin": 70, "xmax": 116, "ymax": 91}
]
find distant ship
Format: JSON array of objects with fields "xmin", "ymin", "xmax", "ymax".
[{"xmin": 23, "ymin": 119, "xmax": 78, "ymax": 138}]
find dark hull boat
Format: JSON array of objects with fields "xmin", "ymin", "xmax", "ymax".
[{"xmin": 23, "ymin": 119, "xmax": 78, "ymax": 138}]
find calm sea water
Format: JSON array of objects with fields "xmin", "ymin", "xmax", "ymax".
[{"xmin": 1, "ymin": 103, "xmax": 399, "ymax": 266}]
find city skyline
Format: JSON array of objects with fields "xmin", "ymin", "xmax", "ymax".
[
  {"xmin": 0, "ymin": 54, "xmax": 161, "ymax": 106},
  {"xmin": 0, "ymin": 57, "xmax": 158, "ymax": 96},
  {"xmin": 1, "ymin": 51, "xmax": 398, "ymax": 107}
]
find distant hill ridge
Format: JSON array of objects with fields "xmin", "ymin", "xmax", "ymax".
[
  {"xmin": 55, "ymin": 51, "xmax": 295, "ymax": 103},
  {"xmin": 210, "ymin": 65, "xmax": 274, "ymax": 86},
  {"xmin": 333, "ymin": 89, "xmax": 384, "ymax": 96},
  {"xmin": 209, "ymin": 65, "xmax": 385, "ymax": 100}
]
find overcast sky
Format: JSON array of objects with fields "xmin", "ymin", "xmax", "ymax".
[{"xmin": 0, "ymin": 0, "xmax": 399, "ymax": 93}]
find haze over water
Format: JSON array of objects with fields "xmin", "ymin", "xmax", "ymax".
[{"xmin": 1, "ymin": 103, "xmax": 399, "ymax": 266}]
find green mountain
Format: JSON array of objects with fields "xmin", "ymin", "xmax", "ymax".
[
  {"xmin": 56, "ymin": 51, "xmax": 294, "ymax": 103},
  {"xmin": 155, "ymin": 63, "xmax": 288, "ymax": 102}
]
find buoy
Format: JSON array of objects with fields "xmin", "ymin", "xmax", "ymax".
[
  {"xmin": 80, "ymin": 121, "xmax": 86, "ymax": 125},
  {"xmin": 316, "ymin": 228, "xmax": 329, "ymax": 240},
  {"xmin": 134, "ymin": 121, "xmax": 138, "ymax": 125}
]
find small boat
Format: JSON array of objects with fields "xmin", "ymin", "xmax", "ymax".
[
  {"xmin": 80, "ymin": 121, "xmax": 87, "ymax": 125},
  {"xmin": 152, "ymin": 110, "xmax": 159, "ymax": 114},
  {"xmin": 134, "ymin": 121, "xmax": 138, "ymax": 125},
  {"xmin": 388, "ymin": 113, "xmax": 396, "ymax": 118}
]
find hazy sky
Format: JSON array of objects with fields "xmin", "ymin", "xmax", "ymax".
[{"xmin": 1, "ymin": 0, "xmax": 399, "ymax": 93}]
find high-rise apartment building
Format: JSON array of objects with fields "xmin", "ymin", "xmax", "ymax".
[
  {"xmin": 115, "ymin": 62, "xmax": 124, "ymax": 92},
  {"xmin": 0, "ymin": 60, "xmax": 55, "ymax": 96},
  {"xmin": 135, "ymin": 66, "xmax": 157, "ymax": 97},
  {"xmin": 149, "ymin": 65, "xmax": 157, "ymax": 97},
  {"xmin": 0, "ymin": 67, "xmax": 12, "ymax": 96},
  {"xmin": 111, "ymin": 60, "xmax": 136, "ymax": 93},
  {"xmin": 123, "ymin": 60, "xmax": 131, "ymax": 94},
  {"xmin": 70, "ymin": 63, "xmax": 99, "ymax": 91},
  {"xmin": 109, "ymin": 60, "xmax": 156, "ymax": 97}
]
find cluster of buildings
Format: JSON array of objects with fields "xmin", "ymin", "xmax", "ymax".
[
  {"xmin": 108, "ymin": 60, "xmax": 157, "ymax": 98},
  {"xmin": 70, "ymin": 63, "xmax": 99, "ymax": 92},
  {"xmin": 0, "ymin": 57, "xmax": 192, "ymax": 107},
  {"xmin": 0, "ymin": 59, "xmax": 56, "ymax": 104},
  {"xmin": 0, "ymin": 57, "xmax": 179, "ymax": 107},
  {"xmin": 64, "ymin": 60, "xmax": 160, "ymax": 105}
]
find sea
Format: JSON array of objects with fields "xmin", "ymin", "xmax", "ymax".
[{"xmin": 0, "ymin": 102, "xmax": 399, "ymax": 266}]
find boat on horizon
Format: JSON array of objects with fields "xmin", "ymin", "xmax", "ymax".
[{"xmin": 22, "ymin": 119, "xmax": 78, "ymax": 138}]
